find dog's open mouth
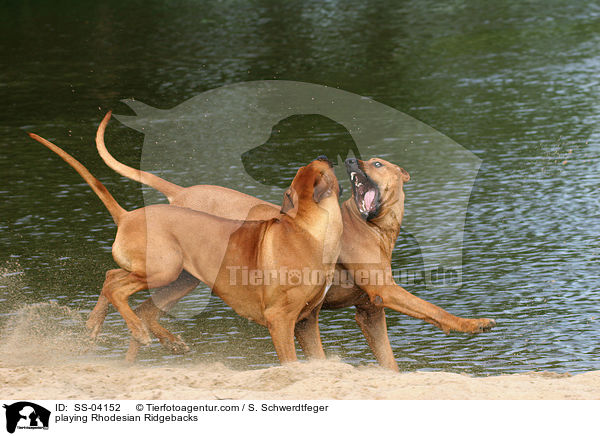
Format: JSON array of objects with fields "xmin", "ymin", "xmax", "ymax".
[{"xmin": 349, "ymin": 169, "xmax": 380, "ymax": 220}]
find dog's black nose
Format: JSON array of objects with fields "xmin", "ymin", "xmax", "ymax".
[
  {"xmin": 345, "ymin": 157, "xmax": 357, "ymax": 166},
  {"xmin": 316, "ymin": 155, "xmax": 333, "ymax": 167}
]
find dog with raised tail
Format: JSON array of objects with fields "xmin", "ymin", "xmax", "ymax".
[{"xmin": 29, "ymin": 112, "xmax": 343, "ymax": 364}]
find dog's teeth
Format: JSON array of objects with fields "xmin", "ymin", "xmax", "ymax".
[{"xmin": 350, "ymin": 172, "xmax": 357, "ymax": 180}]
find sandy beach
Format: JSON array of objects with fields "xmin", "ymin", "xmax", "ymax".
[
  {"xmin": 0, "ymin": 302, "xmax": 598, "ymax": 400},
  {"xmin": 1, "ymin": 359, "xmax": 598, "ymax": 400}
]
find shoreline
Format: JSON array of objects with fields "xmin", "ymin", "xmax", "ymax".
[{"xmin": 1, "ymin": 359, "xmax": 598, "ymax": 400}]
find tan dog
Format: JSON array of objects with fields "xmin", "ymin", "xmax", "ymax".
[
  {"xmin": 95, "ymin": 125, "xmax": 496, "ymax": 370},
  {"xmin": 28, "ymin": 112, "xmax": 343, "ymax": 364}
]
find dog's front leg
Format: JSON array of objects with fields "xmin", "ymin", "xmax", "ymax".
[
  {"xmin": 294, "ymin": 302, "xmax": 326, "ymax": 360},
  {"xmin": 355, "ymin": 302, "xmax": 399, "ymax": 371},
  {"xmin": 365, "ymin": 280, "xmax": 496, "ymax": 334},
  {"xmin": 265, "ymin": 308, "xmax": 298, "ymax": 364}
]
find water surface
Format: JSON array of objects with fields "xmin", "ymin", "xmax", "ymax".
[{"xmin": 1, "ymin": 0, "xmax": 599, "ymax": 375}]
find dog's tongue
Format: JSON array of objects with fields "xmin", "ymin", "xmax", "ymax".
[{"xmin": 364, "ymin": 190, "xmax": 376, "ymax": 211}]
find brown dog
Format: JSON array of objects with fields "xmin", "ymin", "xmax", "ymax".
[
  {"xmin": 95, "ymin": 125, "xmax": 496, "ymax": 370},
  {"xmin": 28, "ymin": 112, "xmax": 343, "ymax": 364}
]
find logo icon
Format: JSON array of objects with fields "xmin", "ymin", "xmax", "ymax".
[{"xmin": 3, "ymin": 402, "xmax": 50, "ymax": 434}]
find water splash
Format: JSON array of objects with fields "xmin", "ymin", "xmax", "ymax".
[{"xmin": 0, "ymin": 301, "xmax": 95, "ymax": 366}]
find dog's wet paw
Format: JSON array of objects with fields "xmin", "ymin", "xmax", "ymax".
[
  {"xmin": 131, "ymin": 325, "xmax": 152, "ymax": 346},
  {"xmin": 86, "ymin": 319, "xmax": 102, "ymax": 340},
  {"xmin": 471, "ymin": 318, "xmax": 496, "ymax": 333},
  {"xmin": 159, "ymin": 335, "xmax": 190, "ymax": 354}
]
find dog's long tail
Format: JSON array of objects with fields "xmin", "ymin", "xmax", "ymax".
[
  {"xmin": 96, "ymin": 111, "xmax": 182, "ymax": 203},
  {"xmin": 28, "ymin": 119, "xmax": 127, "ymax": 225}
]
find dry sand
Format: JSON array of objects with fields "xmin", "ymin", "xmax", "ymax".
[
  {"xmin": 1, "ymin": 360, "xmax": 598, "ymax": 400},
  {"xmin": 0, "ymin": 302, "xmax": 598, "ymax": 400}
]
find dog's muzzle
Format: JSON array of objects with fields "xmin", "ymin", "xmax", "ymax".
[{"xmin": 345, "ymin": 158, "xmax": 380, "ymax": 220}]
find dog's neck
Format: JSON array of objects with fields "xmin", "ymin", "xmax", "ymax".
[
  {"xmin": 277, "ymin": 200, "xmax": 341, "ymax": 268},
  {"xmin": 284, "ymin": 197, "xmax": 343, "ymax": 245},
  {"xmin": 343, "ymin": 192, "xmax": 404, "ymax": 258}
]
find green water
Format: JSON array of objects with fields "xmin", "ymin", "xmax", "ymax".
[{"xmin": 1, "ymin": 0, "xmax": 599, "ymax": 374}]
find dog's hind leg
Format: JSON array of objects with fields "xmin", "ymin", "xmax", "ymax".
[
  {"xmin": 125, "ymin": 271, "xmax": 199, "ymax": 361},
  {"xmin": 101, "ymin": 269, "xmax": 153, "ymax": 345},
  {"xmin": 86, "ymin": 269, "xmax": 121, "ymax": 339},
  {"xmin": 355, "ymin": 301, "xmax": 399, "ymax": 371}
]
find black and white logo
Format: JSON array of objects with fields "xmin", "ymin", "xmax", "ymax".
[{"xmin": 3, "ymin": 402, "xmax": 50, "ymax": 434}]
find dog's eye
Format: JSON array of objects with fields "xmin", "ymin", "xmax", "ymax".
[{"xmin": 373, "ymin": 161, "xmax": 383, "ymax": 168}]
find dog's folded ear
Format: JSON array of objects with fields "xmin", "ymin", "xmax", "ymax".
[
  {"xmin": 399, "ymin": 167, "xmax": 410, "ymax": 182},
  {"xmin": 280, "ymin": 188, "xmax": 295, "ymax": 214},
  {"xmin": 313, "ymin": 173, "xmax": 332, "ymax": 203}
]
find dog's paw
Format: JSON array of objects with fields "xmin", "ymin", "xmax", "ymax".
[
  {"xmin": 449, "ymin": 318, "xmax": 496, "ymax": 334},
  {"xmin": 86, "ymin": 318, "xmax": 103, "ymax": 340},
  {"xmin": 159, "ymin": 335, "xmax": 190, "ymax": 355},
  {"xmin": 470, "ymin": 318, "xmax": 496, "ymax": 333},
  {"xmin": 131, "ymin": 325, "xmax": 152, "ymax": 346}
]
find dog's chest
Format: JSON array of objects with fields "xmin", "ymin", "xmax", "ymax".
[{"xmin": 322, "ymin": 283, "xmax": 332, "ymax": 300}]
